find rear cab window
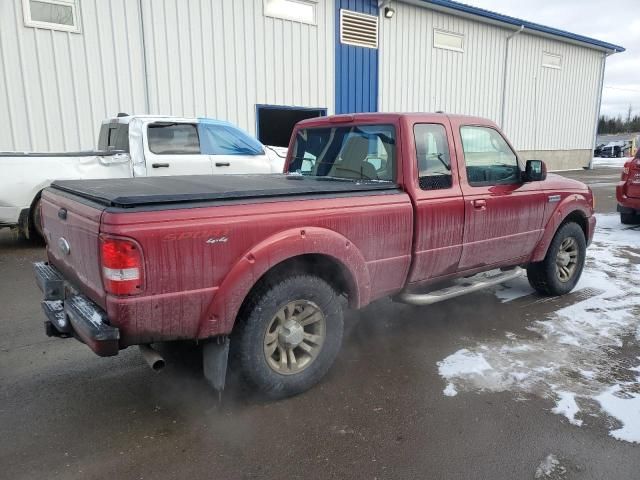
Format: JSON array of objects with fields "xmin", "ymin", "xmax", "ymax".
[
  {"xmin": 414, "ymin": 123, "xmax": 452, "ymax": 190},
  {"xmin": 288, "ymin": 124, "xmax": 396, "ymax": 182},
  {"xmin": 97, "ymin": 122, "xmax": 129, "ymax": 152},
  {"xmin": 147, "ymin": 123, "xmax": 200, "ymax": 155},
  {"xmin": 460, "ymin": 126, "xmax": 520, "ymax": 186}
]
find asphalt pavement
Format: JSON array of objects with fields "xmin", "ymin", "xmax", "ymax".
[{"xmin": 1, "ymin": 167, "xmax": 638, "ymax": 480}]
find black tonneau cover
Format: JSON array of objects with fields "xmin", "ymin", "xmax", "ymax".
[{"xmin": 50, "ymin": 174, "xmax": 398, "ymax": 208}]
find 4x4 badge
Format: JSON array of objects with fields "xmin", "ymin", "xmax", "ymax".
[{"xmin": 206, "ymin": 236, "xmax": 228, "ymax": 245}]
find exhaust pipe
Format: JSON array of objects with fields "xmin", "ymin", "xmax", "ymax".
[{"xmin": 139, "ymin": 344, "xmax": 165, "ymax": 372}]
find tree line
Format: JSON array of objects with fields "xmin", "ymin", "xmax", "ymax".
[{"xmin": 598, "ymin": 106, "xmax": 640, "ymax": 135}]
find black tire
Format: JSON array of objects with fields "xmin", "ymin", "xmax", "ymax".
[
  {"xmin": 232, "ymin": 275, "xmax": 343, "ymax": 399},
  {"xmin": 526, "ymin": 222, "xmax": 586, "ymax": 296},
  {"xmin": 620, "ymin": 212, "xmax": 639, "ymax": 225},
  {"xmin": 30, "ymin": 198, "xmax": 44, "ymax": 240}
]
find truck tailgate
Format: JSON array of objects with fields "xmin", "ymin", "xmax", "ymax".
[{"xmin": 41, "ymin": 189, "xmax": 106, "ymax": 308}]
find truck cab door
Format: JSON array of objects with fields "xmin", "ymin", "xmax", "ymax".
[
  {"xmin": 406, "ymin": 122, "xmax": 465, "ymax": 283},
  {"xmin": 198, "ymin": 122, "xmax": 275, "ymax": 174},
  {"xmin": 145, "ymin": 122, "xmax": 213, "ymax": 176},
  {"xmin": 210, "ymin": 153, "xmax": 274, "ymax": 174},
  {"xmin": 454, "ymin": 124, "xmax": 546, "ymax": 270}
]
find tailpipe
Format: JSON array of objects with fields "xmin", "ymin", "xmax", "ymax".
[{"xmin": 139, "ymin": 344, "xmax": 165, "ymax": 372}]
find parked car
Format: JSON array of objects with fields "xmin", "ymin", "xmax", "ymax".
[
  {"xmin": 34, "ymin": 113, "xmax": 595, "ymax": 399},
  {"xmin": 598, "ymin": 141, "xmax": 630, "ymax": 158},
  {"xmin": 616, "ymin": 148, "xmax": 640, "ymax": 224},
  {"xmin": 0, "ymin": 114, "xmax": 285, "ymax": 239},
  {"xmin": 594, "ymin": 143, "xmax": 606, "ymax": 157}
]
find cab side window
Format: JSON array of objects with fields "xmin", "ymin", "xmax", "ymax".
[
  {"xmin": 147, "ymin": 123, "xmax": 200, "ymax": 155},
  {"xmin": 460, "ymin": 126, "xmax": 520, "ymax": 186},
  {"xmin": 414, "ymin": 123, "xmax": 452, "ymax": 190},
  {"xmin": 198, "ymin": 123, "xmax": 264, "ymax": 156}
]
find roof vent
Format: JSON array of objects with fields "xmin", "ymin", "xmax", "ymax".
[{"xmin": 340, "ymin": 9, "xmax": 378, "ymax": 49}]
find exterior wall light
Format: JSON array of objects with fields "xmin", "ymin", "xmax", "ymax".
[{"xmin": 384, "ymin": 6, "xmax": 395, "ymax": 18}]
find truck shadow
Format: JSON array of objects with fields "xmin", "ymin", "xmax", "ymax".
[{"xmin": 0, "ymin": 228, "xmax": 45, "ymax": 251}]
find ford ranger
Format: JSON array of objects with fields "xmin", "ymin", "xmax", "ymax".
[
  {"xmin": 34, "ymin": 113, "xmax": 595, "ymax": 399},
  {"xmin": 1, "ymin": 114, "xmax": 285, "ymax": 240}
]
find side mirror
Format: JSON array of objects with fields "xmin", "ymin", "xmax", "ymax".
[{"xmin": 524, "ymin": 159, "xmax": 547, "ymax": 182}]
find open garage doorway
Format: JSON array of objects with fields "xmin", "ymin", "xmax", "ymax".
[{"xmin": 256, "ymin": 105, "xmax": 327, "ymax": 147}]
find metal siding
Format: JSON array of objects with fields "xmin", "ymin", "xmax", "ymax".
[
  {"xmin": 0, "ymin": 0, "xmax": 147, "ymax": 151},
  {"xmin": 141, "ymin": 0, "xmax": 335, "ymax": 135},
  {"xmin": 334, "ymin": 0, "xmax": 378, "ymax": 114},
  {"xmin": 379, "ymin": 2, "xmax": 603, "ymax": 152},
  {"xmin": 504, "ymin": 34, "xmax": 602, "ymax": 151}
]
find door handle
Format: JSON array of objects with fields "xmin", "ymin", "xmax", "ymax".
[
  {"xmin": 215, "ymin": 162, "xmax": 231, "ymax": 167},
  {"xmin": 472, "ymin": 199, "xmax": 487, "ymax": 210},
  {"xmin": 152, "ymin": 163, "xmax": 170, "ymax": 168}
]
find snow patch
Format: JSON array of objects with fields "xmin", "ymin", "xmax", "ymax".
[
  {"xmin": 535, "ymin": 454, "xmax": 565, "ymax": 479},
  {"xmin": 437, "ymin": 349, "xmax": 493, "ymax": 377},
  {"xmin": 443, "ymin": 383, "xmax": 457, "ymax": 397},
  {"xmin": 493, "ymin": 276, "xmax": 534, "ymax": 303},
  {"xmin": 552, "ymin": 391, "xmax": 583, "ymax": 426},
  {"xmin": 438, "ymin": 214, "xmax": 640, "ymax": 444},
  {"xmin": 591, "ymin": 156, "xmax": 631, "ymax": 168},
  {"xmin": 595, "ymin": 385, "xmax": 640, "ymax": 443}
]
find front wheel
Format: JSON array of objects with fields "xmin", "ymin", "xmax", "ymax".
[
  {"xmin": 232, "ymin": 274, "xmax": 344, "ymax": 399},
  {"xmin": 526, "ymin": 222, "xmax": 586, "ymax": 296}
]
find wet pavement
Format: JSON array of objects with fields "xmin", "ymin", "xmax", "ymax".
[{"xmin": 1, "ymin": 167, "xmax": 638, "ymax": 480}]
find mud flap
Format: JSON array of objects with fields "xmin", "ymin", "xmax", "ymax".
[{"xmin": 203, "ymin": 336, "xmax": 230, "ymax": 397}]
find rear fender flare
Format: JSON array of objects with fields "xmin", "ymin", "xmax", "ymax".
[
  {"xmin": 198, "ymin": 227, "xmax": 371, "ymax": 337},
  {"xmin": 530, "ymin": 195, "xmax": 591, "ymax": 263}
]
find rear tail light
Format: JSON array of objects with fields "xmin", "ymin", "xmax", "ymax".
[
  {"xmin": 623, "ymin": 159, "xmax": 640, "ymax": 180},
  {"xmin": 100, "ymin": 235, "xmax": 145, "ymax": 296}
]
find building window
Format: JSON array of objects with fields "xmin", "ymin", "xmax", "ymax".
[
  {"xmin": 23, "ymin": 0, "xmax": 80, "ymax": 32},
  {"xmin": 433, "ymin": 29, "xmax": 464, "ymax": 52},
  {"xmin": 542, "ymin": 52, "xmax": 562, "ymax": 69},
  {"xmin": 264, "ymin": 0, "xmax": 316, "ymax": 25}
]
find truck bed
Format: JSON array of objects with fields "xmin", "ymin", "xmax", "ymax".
[{"xmin": 50, "ymin": 174, "xmax": 398, "ymax": 208}]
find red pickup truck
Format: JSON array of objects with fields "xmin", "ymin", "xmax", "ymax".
[
  {"xmin": 35, "ymin": 113, "xmax": 595, "ymax": 399},
  {"xmin": 617, "ymin": 149, "xmax": 640, "ymax": 224}
]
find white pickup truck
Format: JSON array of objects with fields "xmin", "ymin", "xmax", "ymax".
[{"xmin": 0, "ymin": 114, "xmax": 285, "ymax": 239}]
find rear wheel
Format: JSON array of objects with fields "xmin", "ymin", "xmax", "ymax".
[
  {"xmin": 232, "ymin": 274, "xmax": 343, "ymax": 399},
  {"xmin": 527, "ymin": 222, "xmax": 586, "ymax": 296},
  {"xmin": 30, "ymin": 198, "xmax": 44, "ymax": 240},
  {"xmin": 621, "ymin": 211, "xmax": 639, "ymax": 225}
]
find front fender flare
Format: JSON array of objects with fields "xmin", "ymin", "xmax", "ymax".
[
  {"xmin": 530, "ymin": 194, "xmax": 592, "ymax": 263},
  {"xmin": 197, "ymin": 227, "xmax": 372, "ymax": 338}
]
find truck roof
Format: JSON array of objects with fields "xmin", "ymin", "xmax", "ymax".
[
  {"xmin": 102, "ymin": 115, "xmax": 247, "ymax": 127},
  {"xmin": 295, "ymin": 112, "xmax": 498, "ymax": 129}
]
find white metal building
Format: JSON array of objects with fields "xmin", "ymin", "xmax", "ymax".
[{"xmin": 0, "ymin": 0, "xmax": 624, "ymax": 169}]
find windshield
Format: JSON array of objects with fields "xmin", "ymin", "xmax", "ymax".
[{"xmin": 288, "ymin": 124, "xmax": 396, "ymax": 182}]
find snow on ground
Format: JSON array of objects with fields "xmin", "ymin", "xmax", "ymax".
[
  {"xmin": 535, "ymin": 454, "xmax": 565, "ymax": 479},
  {"xmin": 437, "ymin": 214, "xmax": 640, "ymax": 443},
  {"xmin": 591, "ymin": 156, "xmax": 631, "ymax": 168}
]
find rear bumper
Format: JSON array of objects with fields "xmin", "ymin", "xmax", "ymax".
[
  {"xmin": 34, "ymin": 262, "xmax": 119, "ymax": 356},
  {"xmin": 616, "ymin": 182, "xmax": 640, "ymax": 211}
]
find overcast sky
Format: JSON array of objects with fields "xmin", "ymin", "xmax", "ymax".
[{"xmin": 468, "ymin": 0, "xmax": 639, "ymax": 118}]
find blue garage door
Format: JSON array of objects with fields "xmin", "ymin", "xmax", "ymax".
[{"xmin": 335, "ymin": 0, "xmax": 379, "ymax": 114}]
